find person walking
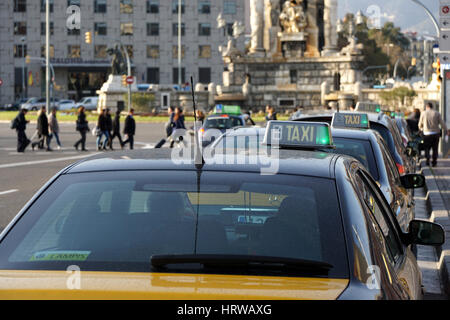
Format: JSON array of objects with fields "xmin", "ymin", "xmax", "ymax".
[
  {"xmin": 110, "ymin": 109, "xmax": 124, "ymax": 150},
  {"xmin": 154, "ymin": 107, "xmax": 174, "ymax": 148},
  {"xmin": 122, "ymin": 108, "xmax": 136, "ymax": 150},
  {"xmin": 169, "ymin": 107, "xmax": 186, "ymax": 148},
  {"xmin": 265, "ymin": 105, "xmax": 277, "ymax": 122},
  {"xmin": 105, "ymin": 108, "xmax": 113, "ymax": 150},
  {"xmin": 32, "ymin": 106, "xmax": 51, "ymax": 151},
  {"xmin": 407, "ymin": 108, "xmax": 421, "ymax": 135},
  {"xmin": 13, "ymin": 107, "xmax": 31, "ymax": 153},
  {"xmin": 96, "ymin": 108, "xmax": 109, "ymax": 151},
  {"xmin": 48, "ymin": 107, "xmax": 62, "ymax": 150},
  {"xmin": 74, "ymin": 106, "xmax": 89, "ymax": 151},
  {"xmin": 418, "ymin": 102, "xmax": 450, "ymax": 167}
]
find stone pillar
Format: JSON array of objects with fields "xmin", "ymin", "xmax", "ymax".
[
  {"xmin": 250, "ymin": 0, "xmax": 265, "ymax": 56},
  {"xmin": 321, "ymin": 81, "xmax": 330, "ymax": 106},
  {"xmin": 322, "ymin": 0, "xmax": 338, "ymax": 56},
  {"xmin": 264, "ymin": 0, "xmax": 281, "ymax": 57}
]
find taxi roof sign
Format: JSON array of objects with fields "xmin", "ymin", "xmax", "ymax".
[
  {"xmin": 263, "ymin": 121, "xmax": 334, "ymax": 149},
  {"xmin": 332, "ymin": 112, "xmax": 370, "ymax": 130},
  {"xmin": 214, "ymin": 104, "xmax": 242, "ymax": 115},
  {"xmin": 355, "ymin": 102, "xmax": 382, "ymax": 113}
]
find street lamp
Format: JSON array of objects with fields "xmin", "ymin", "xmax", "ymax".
[
  {"xmin": 178, "ymin": 0, "xmax": 182, "ymax": 88},
  {"xmin": 21, "ymin": 37, "xmax": 26, "ymax": 100}
]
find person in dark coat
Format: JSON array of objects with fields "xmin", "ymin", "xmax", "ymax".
[
  {"xmin": 122, "ymin": 108, "xmax": 136, "ymax": 150},
  {"xmin": 74, "ymin": 106, "xmax": 89, "ymax": 151},
  {"xmin": 265, "ymin": 105, "xmax": 277, "ymax": 122},
  {"xmin": 154, "ymin": 107, "xmax": 174, "ymax": 148},
  {"xmin": 169, "ymin": 107, "xmax": 186, "ymax": 148},
  {"xmin": 15, "ymin": 107, "xmax": 31, "ymax": 153},
  {"xmin": 109, "ymin": 109, "xmax": 124, "ymax": 150},
  {"xmin": 96, "ymin": 108, "xmax": 109, "ymax": 150},
  {"xmin": 105, "ymin": 108, "xmax": 113, "ymax": 149},
  {"xmin": 32, "ymin": 107, "xmax": 51, "ymax": 151}
]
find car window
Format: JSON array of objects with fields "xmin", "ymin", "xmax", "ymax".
[
  {"xmin": 354, "ymin": 171, "xmax": 403, "ymax": 265},
  {"xmin": 379, "ymin": 137, "xmax": 401, "ymax": 185},
  {"xmin": 0, "ymin": 171, "xmax": 348, "ymax": 278},
  {"xmin": 331, "ymin": 137, "xmax": 379, "ymax": 181}
]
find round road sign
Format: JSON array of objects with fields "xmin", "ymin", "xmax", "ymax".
[
  {"xmin": 443, "ymin": 6, "xmax": 450, "ymax": 15},
  {"xmin": 126, "ymin": 76, "xmax": 134, "ymax": 85}
]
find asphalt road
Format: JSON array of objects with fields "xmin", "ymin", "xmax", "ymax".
[{"xmin": 0, "ymin": 120, "xmax": 174, "ymax": 230}]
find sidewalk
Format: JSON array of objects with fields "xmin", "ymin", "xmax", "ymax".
[{"xmin": 419, "ymin": 157, "xmax": 450, "ymax": 298}]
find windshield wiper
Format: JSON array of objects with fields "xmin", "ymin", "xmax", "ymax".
[{"xmin": 150, "ymin": 254, "xmax": 332, "ymax": 275}]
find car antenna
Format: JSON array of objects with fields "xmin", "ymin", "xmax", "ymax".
[{"xmin": 190, "ymin": 76, "xmax": 205, "ymax": 169}]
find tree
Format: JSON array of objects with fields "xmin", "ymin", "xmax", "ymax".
[{"xmin": 379, "ymin": 86, "xmax": 417, "ymax": 110}]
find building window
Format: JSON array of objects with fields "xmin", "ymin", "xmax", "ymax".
[
  {"xmin": 41, "ymin": 45, "xmax": 55, "ymax": 58},
  {"xmin": 147, "ymin": 68, "xmax": 160, "ymax": 84},
  {"xmin": 173, "ymin": 68, "xmax": 186, "ymax": 84},
  {"xmin": 198, "ymin": 23, "xmax": 211, "ymax": 36},
  {"xmin": 67, "ymin": 0, "xmax": 80, "ymax": 6},
  {"xmin": 199, "ymin": 45, "xmax": 211, "ymax": 58},
  {"xmin": 94, "ymin": 0, "xmax": 107, "ymax": 13},
  {"xmin": 14, "ymin": 0, "xmax": 26, "ymax": 12},
  {"xmin": 172, "ymin": 23, "xmax": 185, "ymax": 36},
  {"xmin": 172, "ymin": 45, "xmax": 185, "ymax": 59},
  {"xmin": 67, "ymin": 28, "xmax": 80, "ymax": 35},
  {"xmin": 198, "ymin": 0, "xmax": 210, "ymax": 14},
  {"xmin": 147, "ymin": 23, "xmax": 159, "ymax": 36},
  {"xmin": 14, "ymin": 22, "xmax": 27, "ymax": 35},
  {"xmin": 147, "ymin": 0, "xmax": 159, "ymax": 13},
  {"xmin": 95, "ymin": 45, "xmax": 107, "ymax": 58},
  {"xmin": 199, "ymin": 67, "xmax": 211, "ymax": 84},
  {"xmin": 95, "ymin": 22, "xmax": 107, "ymax": 36},
  {"xmin": 40, "ymin": 0, "xmax": 53, "ymax": 12},
  {"xmin": 147, "ymin": 45, "xmax": 159, "ymax": 59},
  {"xmin": 223, "ymin": 0, "xmax": 236, "ymax": 15},
  {"xmin": 290, "ymin": 70, "xmax": 297, "ymax": 84},
  {"xmin": 68, "ymin": 45, "xmax": 81, "ymax": 58},
  {"xmin": 226, "ymin": 23, "xmax": 233, "ymax": 36},
  {"xmin": 41, "ymin": 22, "xmax": 54, "ymax": 36},
  {"xmin": 120, "ymin": 0, "xmax": 133, "ymax": 14},
  {"xmin": 121, "ymin": 23, "xmax": 133, "ymax": 36},
  {"xmin": 14, "ymin": 44, "xmax": 27, "ymax": 58},
  {"xmin": 172, "ymin": 0, "xmax": 185, "ymax": 14}
]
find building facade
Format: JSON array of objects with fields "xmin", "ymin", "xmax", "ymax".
[{"xmin": 0, "ymin": 0, "xmax": 246, "ymax": 105}]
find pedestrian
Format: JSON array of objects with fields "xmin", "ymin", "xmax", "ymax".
[
  {"xmin": 48, "ymin": 107, "xmax": 61, "ymax": 150},
  {"xmin": 122, "ymin": 108, "xmax": 136, "ymax": 150},
  {"xmin": 154, "ymin": 106, "xmax": 174, "ymax": 148},
  {"xmin": 32, "ymin": 106, "xmax": 51, "ymax": 151},
  {"xmin": 13, "ymin": 107, "xmax": 31, "ymax": 153},
  {"xmin": 407, "ymin": 108, "xmax": 421, "ymax": 135},
  {"xmin": 265, "ymin": 105, "xmax": 277, "ymax": 121},
  {"xmin": 418, "ymin": 102, "xmax": 450, "ymax": 167},
  {"xmin": 74, "ymin": 106, "xmax": 89, "ymax": 151},
  {"xmin": 110, "ymin": 109, "xmax": 124, "ymax": 150},
  {"xmin": 96, "ymin": 108, "xmax": 109, "ymax": 151},
  {"xmin": 169, "ymin": 107, "xmax": 186, "ymax": 148},
  {"xmin": 195, "ymin": 110, "xmax": 205, "ymax": 124},
  {"xmin": 105, "ymin": 108, "xmax": 113, "ymax": 150}
]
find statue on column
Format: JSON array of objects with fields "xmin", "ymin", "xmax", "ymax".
[
  {"xmin": 250, "ymin": 0, "xmax": 265, "ymax": 55},
  {"xmin": 322, "ymin": 0, "xmax": 338, "ymax": 56},
  {"xmin": 279, "ymin": 0, "xmax": 307, "ymax": 34}
]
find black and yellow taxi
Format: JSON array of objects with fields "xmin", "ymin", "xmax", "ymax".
[{"xmin": 0, "ymin": 121, "xmax": 444, "ymax": 299}]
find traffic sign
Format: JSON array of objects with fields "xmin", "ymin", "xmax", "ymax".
[
  {"xmin": 440, "ymin": 30, "xmax": 450, "ymax": 51},
  {"xmin": 0, "ymin": 79, "xmax": 3, "ymax": 86},
  {"xmin": 126, "ymin": 76, "xmax": 134, "ymax": 85},
  {"xmin": 441, "ymin": 18, "xmax": 450, "ymax": 29},
  {"xmin": 441, "ymin": 4, "xmax": 450, "ymax": 16},
  {"xmin": 440, "ymin": 53, "xmax": 450, "ymax": 63}
]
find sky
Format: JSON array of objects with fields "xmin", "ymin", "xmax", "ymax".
[{"xmin": 338, "ymin": 0, "xmax": 440, "ymax": 37}]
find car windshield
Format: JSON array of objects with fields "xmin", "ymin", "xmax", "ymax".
[
  {"xmin": 204, "ymin": 117, "xmax": 242, "ymax": 130},
  {"xmin": 330, "ymin": 138, "xmax": 379, "ymax": 181},
  {"xmin": 0, "ymin": 171, "xmax": 347, "ymax": 278}
]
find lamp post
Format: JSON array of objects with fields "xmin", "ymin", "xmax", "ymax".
[
  {"xmin": 46, "ymin": 0, "xmax": 50, "ymax": 115},
  {"xmin": 178, "ymin": 0, "xmax": 182, "ymax": 88}
]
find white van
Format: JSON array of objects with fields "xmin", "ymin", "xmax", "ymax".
[{"xmin": 75, "ymin": 97, "xmax": 99, "ymax": 111}]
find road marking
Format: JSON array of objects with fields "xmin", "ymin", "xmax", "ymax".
[
  {"xmin": 0, "ymin": 154, "xmax": 98, "ymax": 169},
  {"xmin": 0, "ymin": 189, "xmax": 19, "ymax": 196},
  {"xmin": 135, "ymin": 141, "xmax": 155, "ymax": 149}
]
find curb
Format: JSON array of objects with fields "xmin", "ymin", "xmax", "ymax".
[{"xmin": 419, "ymin": 159, "xmax": 450, "ymax": 298}]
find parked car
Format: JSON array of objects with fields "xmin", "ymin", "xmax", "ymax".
[
  {"xmin": 58, "ymin": 100, "xmax": 77, "ymax": 111},
  {"xmin": 21, "ymin": 97, "xmax": 60, "ymax": 111},
  {"xmin": 75, "ymin": 97, "xmax": 99, "ymax": 111},
  {"xmin": 2, "ymin": 98, "xmax": 30, "ymax": 111}
]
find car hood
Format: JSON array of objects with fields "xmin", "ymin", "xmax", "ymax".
[{"xmin": 0, "ymin": 270, "xmax": 348, "ymax": 300}]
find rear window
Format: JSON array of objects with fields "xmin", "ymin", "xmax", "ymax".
[
  {"xmin": 370, "ymin": 123, "xmax": 402, "ymax": 165},
  {"xmin": 0, "ymin": 171, "xmax": 348, "ymax": 278},
  {"xmin": 204, "ymin": 117, "xmax": 243, "ymax": 130},
  {"xmin": 331, "ymin": 138, "xmax": 379, "ymax": 181}
]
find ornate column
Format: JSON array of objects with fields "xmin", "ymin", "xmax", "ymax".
[
  {"xmin": 264, "ymin": 0, "xmax": 281, "ymax": 57},
  {"xmin": 322, "ymin": 0, "xmax": 338, "ymax": 56},
  {"xmin": 250, "ymin": 0, "xmax": 265, "ymax": 56}
]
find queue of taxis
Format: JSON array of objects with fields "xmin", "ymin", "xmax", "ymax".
[
  {"xmin": 210, "ymin": 113, "xmax": 422, "ymax": 233},
  {"xmin": 0, "ymin": 121, "xmax": 444, "ymax": 300}
]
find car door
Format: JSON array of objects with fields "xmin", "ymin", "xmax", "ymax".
[{"xmin": 355, "ymin": 169, "xmax": 422, "ymax": 299}]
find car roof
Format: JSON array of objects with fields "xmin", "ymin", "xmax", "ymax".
[
  {"xmin": 65, "ymin": 148, "xmax": 341, "ymax": 179},
  {"xmin": 292, "ymin": 111, "xmax": 391, "ymax": 129}
]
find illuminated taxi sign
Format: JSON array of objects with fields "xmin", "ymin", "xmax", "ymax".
[
  {"xmin": 264, "ymin": 121, "xmax": 334, "ymax": 149},
  {"xmin": 355, "ymin": 102, "xmax": 382, "ymax": 113},
  {"xmin": 332, "ymin": 112, "xmax": 370, "ymax": 129},
  {"xmin": 214, "ymin": 104, "xmax": 242, "ymax": 115}
]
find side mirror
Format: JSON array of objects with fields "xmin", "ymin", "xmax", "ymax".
[
  {"xmin": 400, "ymin": 174, "xmax": 425, "ymax": 189},
  {"xmin": 405, "ymin": 220, "xmax": 445, "ymax": 246}
]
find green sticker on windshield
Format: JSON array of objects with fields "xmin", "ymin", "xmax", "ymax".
[{"xmin": 30, "ymin": 250, "xmax": 91, "ymax": 262}]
